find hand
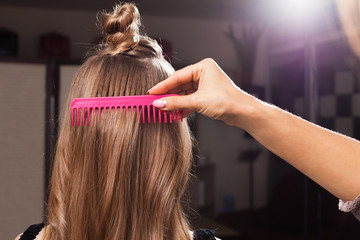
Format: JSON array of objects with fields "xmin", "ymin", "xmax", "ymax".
[{"xmin": 148, "ymin": 58, "xmax": 257, "ymax": 127}]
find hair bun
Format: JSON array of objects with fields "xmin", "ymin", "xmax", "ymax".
[{"xmin": 102, "ymin": 3, "xmax": 140, "ymax": 53}]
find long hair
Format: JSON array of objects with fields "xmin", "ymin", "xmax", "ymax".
[{"xmin": 44, "ymin": 3, "xmax": 192, "ymax": 240}]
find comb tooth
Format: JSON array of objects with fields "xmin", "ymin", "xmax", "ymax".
[
  {"xmin": 88, "ymin": 108, "xmax": 91, "ymax": 126},
  {"xmin": 99, "ymin": 107, "xmax": 101, "ymax": 119},
  {"xmin": 142, "ymin": 105, "xmax": 145, "ymax": 124},
  {"xmin": 169, "ymin": 111, "xmax": 173, "ymax": 123},
  {"xmin": 164, "ymin": 111, "xmax": 167, "ymax": 123},
  {"xmin": 126, "ymin": 105, "xmax": 128, "ymax": 114},
  {"xmin": 77, "ymin": 108, "xmax": 80, "ymax": 126},
  {"xmin": 158, "ymin": 109, "xmax": 162, "ymax": 123},
  {"xmin": 136, "ymin": 106, "xmax": 140, "ymax": 121},
  {"xmin": 147, "ymin": 105, "xmax": 150, "ymax": 123},
  {"xmin": 175, "ymin": 111, "xmax": 178, "ymax": 122},
  {"xmin": 180, "ymin": 110, "xmax": 183, "ymax": 122},
  {"xmin": 91, "ymin": 107, "xmax": 94, "ymax": 123},
  {"xmin": 82, "ymin": 108, "xmax": 86, "ymax": 126},
  {"xmin": 72, "ymin": 108, "xmax": 75, "ymax": 126},
  {"xmin": 153, "ymin": 106, "xmax": 156, "ymax": 123}
]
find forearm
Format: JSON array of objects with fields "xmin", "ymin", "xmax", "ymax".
[{"xmin": 237, "ymin": 94, "xmax": 360, "ymax": 201}]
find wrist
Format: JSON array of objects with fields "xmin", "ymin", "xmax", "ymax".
[{"xmin": 224, "ymin": 89, "xmax": 268, "ymax": 132}]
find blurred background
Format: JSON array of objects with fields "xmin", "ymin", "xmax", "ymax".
[{"xmin": 1, "ymin": 0, "xmax": 360, "ymax": 239}]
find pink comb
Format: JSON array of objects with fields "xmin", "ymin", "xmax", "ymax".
[{"xmin": 71, "ymin": 94, "xmax": 183, "ymax": 126}]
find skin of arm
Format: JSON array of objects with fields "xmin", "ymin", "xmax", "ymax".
[
  {"xmin": 241, "ymin": 96, "xmax": 360, "ymax": 202},
  {"xmin": 149, "ymin": 58, "xmax": 360, "ymax": 202}
]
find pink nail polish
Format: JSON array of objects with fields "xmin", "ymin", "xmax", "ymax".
[{"xmin": 153, "ymin": 99, "xmax": 165, "ymax": 108}]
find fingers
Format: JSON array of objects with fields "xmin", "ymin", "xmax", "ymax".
[
  {"xmin": 153, "ymin": 95, "xmax": 195, "ymax": 112},
  {"xmin": 148, "ymin": 62, "xmax": 201, "ymax": 95},
  {"xmin": 165, "ymin": 81, "xmax": 195, "ymax": 94}
]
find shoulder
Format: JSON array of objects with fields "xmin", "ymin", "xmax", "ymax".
[
  {"xmin": 14, "ymin": 233, "xmax": 22, "ymax": 240},
  {"xmin": 15, "ymin": 230, "xmax": 44, "ymax": 240},
  {"xmin": 34, "ymin": 228, "xmax": 44, "ymax": 240},
  {"xmin": 14, "ymin": 223, "xmax": 45, "ymax": 240},
  {"xmin": 191, "ymin": 229, "xmax": 221, "ymax": 240}
]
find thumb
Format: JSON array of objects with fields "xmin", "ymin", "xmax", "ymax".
[{"xmin": 153, "ymin": 95, "xmax": 195, "ymax": 111}]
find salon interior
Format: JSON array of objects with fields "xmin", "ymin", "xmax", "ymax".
[{"xmin": 1, "ymin": 0, "xmax": 360, "ymax": 239}]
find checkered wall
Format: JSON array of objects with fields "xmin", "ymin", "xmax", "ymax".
[{"xmin": 318, "ymin": 71, "xmax": 360, "ymax": 140}]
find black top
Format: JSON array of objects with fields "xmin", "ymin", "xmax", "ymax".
[
  {"xmin": 19, "ymin": 223, "xmax": 215, "ymax": 240},
  {"xmin": 19, "ymin": 223, "xmax": 45, "ymax": 240},
  {"xmin": 193, "ymin": 229, "xmax": 216, "ymax": 240}
]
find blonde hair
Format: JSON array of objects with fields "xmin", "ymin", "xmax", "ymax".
[{"xmin": 44, "ymin": 3, "xmax": 192, "ymax": 240}]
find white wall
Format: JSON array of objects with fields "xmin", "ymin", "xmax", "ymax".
[
  {"xmin": 0, "ymin": 6, "xmax": 269, "ymax": 221},
  {"xmin": 0, "ymin": 62, "xmax": 46, "ymax": 239}
]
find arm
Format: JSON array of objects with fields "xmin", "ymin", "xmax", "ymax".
[
  {"xmin": 244, "ymin": 98, "xmax": 360, "ymax": 201},
  {"xmin": 149, "ymin": 58, "xmax": 360, "ymax": 201}
]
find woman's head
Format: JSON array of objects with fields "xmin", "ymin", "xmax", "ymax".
[{"xmin": 45, "ymin": 3, "xmax": 192, "ymax": 240}]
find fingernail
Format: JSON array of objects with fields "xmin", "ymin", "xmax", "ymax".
[
  {"xmin": 153, "ymin": 99, "xmax": 166, "ymax": 108},
  {"xmin": 146, "ymin": 91, "xmax": 150, "ymax": 95}
]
